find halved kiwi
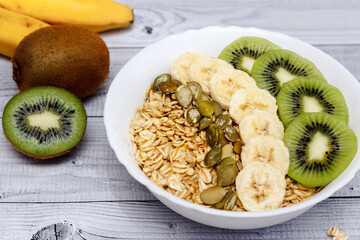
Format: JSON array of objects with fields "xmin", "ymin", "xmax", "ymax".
[
  {"xmin": 284, "ymin": 112, "xmax": 357, "ymax": 187},
  {"xmin": 277, "ymin": 77, "xmax": 348, "ymax": 128},
  {"xmin": 2, "ymin": 86, "xmax": 87, "ymax": 159},
  {"xmin": 251, "ymin": 49, "xmax": 326, "ymax": 97},
  {"xmin": 218, "ymin": 36, "xmax": 280, "ymax": 74}
]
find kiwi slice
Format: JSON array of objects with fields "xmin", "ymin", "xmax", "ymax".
[
  {"xmin": 277, "ymin": 77, "xmax": 348, "ymax": 128},
  {"xmin": 2, "ymin": 86, "xmax": 87, "ymax": 159},
  {"xmin": 218, "ymin": 36, "xmax": 280, "ymax": 74},
  {"xmin": 251, "ymin": 49, "xmax": 326, "ymax": 97},
  {"xmin": 284, "ymin": 112, "xmax": 357, "ymax": 188}
]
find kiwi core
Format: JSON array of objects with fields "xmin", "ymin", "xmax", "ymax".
[
  {"xmin": 307, "ymin": 132, "xmax": 330, "ymax": 162},
  {"xmin": 241, "ymin": 56, "xmax": 255, "ymax": 73},
  {"xmin": 28, "ymin": 111, "xmax": 61, "ymax": 131},
  {"xmin": 302, "ymin": 96, "xmax": 324, "ymax": 113},
  {"xmin": 275, "ymin": 68, "xmax": 296, "ymax": 86}
]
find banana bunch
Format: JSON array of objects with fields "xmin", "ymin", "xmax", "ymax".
[
  {"xmin": 0, "ymin": 7, "xmax": 49, "ymax": 57},
  {"xmin": 0, "ymin": 0, "xmax": 133, "ymax": 57},
  {"xmin": 171, "ymin": 52, "xmax": 290, "ymax": 211}
]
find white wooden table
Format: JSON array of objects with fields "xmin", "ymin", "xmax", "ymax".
[{"xmin": 1, "ymin": 0, "xmax": 360, "ymax": 239}]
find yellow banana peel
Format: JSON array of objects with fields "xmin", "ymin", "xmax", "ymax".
[
  {"xmin": 0, "ymin": 7, "xmax": 49, "ymax": 57},
  {"xmin": 0, "ymin": 0, "xmax": 134, "ymax": 32}
]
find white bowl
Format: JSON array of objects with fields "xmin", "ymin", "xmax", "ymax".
[{"xmin": 104, "ymin": 26, "xmax": 360, "ymax": 229}]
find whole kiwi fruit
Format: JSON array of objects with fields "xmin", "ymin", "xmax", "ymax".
[{"xmin": 12, "ymin": 25, "xmax": 109, "ymax": 99}]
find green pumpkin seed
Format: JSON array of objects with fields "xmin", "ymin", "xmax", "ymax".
[
  {"xmin": 204, "ymin": 146, "xmax": 222, "ymax": 167},
  {"xmin": 198, "ymin": 100, "xmax": 214, "ymax": 117},
  {"xmin": 214, "ymin": 113, "xmax": 231, "ymax": 130},
  {"xmin": 199, "ymin": 117, "xmax": 213, "ymax": 130},
  {"xmin": 186, "ymin": 108, "xmax": 201, "ymax": 124},
  {"xmin": 195, "ymin": 93, "xmax": 211, "ymax": 106},
  {"xmin": 206, "ymin": 124, "xmax": 219, "ymax": 147},
  {"xmin": 171, "ymin": 79, "xmax": 183, "ymax": 87},
  {"xmin": 217, "ymin": 164, "xmax": 239, "ymax": 187},
  {"xmin": 153, "ymin": 73, "xmax": 171, "ymax": 91},
  {"xmin": 212, "ymin": 101, "xmax": 223, "ymax": 117},
  {"xmin": 176, "ymin": 85, "xmax": 193, "ymax": 108},
  {"xmin": 187, "ymin": 81, "xmax": 203, "ymax": 99},
  {"xmin": 159, "ymin": 81, "xmax": 177, "ymax": 94},
  {"xmin": 216, "ymin": 157, "xmax": 236, "ymax": 173},
  {"xmin": 224, "ymin": 125, "xmax": 240, "ymax": 142},
  {"xmin": 218, "ymin": 130, "xmax": 229, "ymax": 146},
  {"xmin": 214, "ymin": 188, "xmax": 233, "ymax": 209},
  {"xmin": 200, "ymin": 186, "xmax": 227, "ymax": 205},
  {"xmin": 221, "ymin": 143, "xmax": 236, "ymax": 159},
  {"xmin": 224, "ymin": 192, "xmax": 237, "ymax": 210},
  {"xmin": 233, "ymin": 141, "xmax": 242, "ymax": 155}
]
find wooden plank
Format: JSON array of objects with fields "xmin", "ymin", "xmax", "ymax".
[
  {"xmin": 103, "ymin": 0, "xmax": 360, "ymax": 46},
  {"xmin": 0, "ymin": 118, "xmax": 358, "ymax": 203},
  {"xmin": 0, "ymin": 0, "xmax": 358, "ymax": 52},
  {"xmin": 0, "ymin": 0, "xmax": 358, "ymax": 237},
  {"xmin": 0, "ymin": 117, "xmax": 155, "ymax": 203},
  {"xmin": 0, "ymin": 198, "xmax": 359, "ymax": 239}
]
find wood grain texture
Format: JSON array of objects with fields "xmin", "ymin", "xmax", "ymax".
[
  {"xmin": 0, "ymin": 118, "xmax": 155, "ymax": 203},
  {"xmin": 0, "ymin": 0, "xmax": 360, "ymax": 237},
  {"xmin": 0, "ymin": 198, "xmax": 359, "ymax": 239},
  {"xmin": 104, "ymin": 0, "xmax": 360, "ymax": 46}
]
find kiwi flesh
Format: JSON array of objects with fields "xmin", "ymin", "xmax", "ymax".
[
  {"xmin": 12, "ymin": 25, "xmax": 109, "ymax": 99},
  {"xmin": 251, "ymin": 49, "xmax": 326, "ymax": 97},
  {"xmin": 284, "ymin": 112, "xmax": 357, "ymax": 187},
  {"xmin": 2, "ymin": 86, "xmax": 87, "ymax": 159},
  {"xmin": 277, "ymin": 77, "xmax": 348, "ymax": 128},
  {"xmin": 218, "ymin": 36, "xmax": 280, "ymax": 74}
]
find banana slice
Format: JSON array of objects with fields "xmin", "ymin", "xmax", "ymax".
[
  {"xmin": 171, "ymin": 53, "xmax": 206, "ymax": 84},
  {"xmin": 209, "ymin": 68, "xmax": 257, "ymax": 109},
  {"xmin": 229, "ymin": 88, "xmax": 277, "ymax": 124},
  {"xmin": 188, "ymin": 56, "xmax": 234, "ymax": 94},
  {"xmin": 236, "ymin": 161, "xmax": 286, "ymax": 212},
  {"xmin": 241, "ymin": 136, "xmax": 289, "ymax": 175},
  {"xmin": 239, "ymin": 109, "xmax": 284, "ymax": 143}
]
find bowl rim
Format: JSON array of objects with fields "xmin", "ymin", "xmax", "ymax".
[{"xmin": 104, "ymin": 26, "xmax": 360, "ymax": 218}]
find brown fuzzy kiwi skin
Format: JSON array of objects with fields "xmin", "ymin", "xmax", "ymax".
[
  {"xmin": 2, "ymin": 92, "xmax": 87, "ymax": 160},
  {"xmin": 12, "ymin": 25, "xmax": 109, "ymax": 99}
]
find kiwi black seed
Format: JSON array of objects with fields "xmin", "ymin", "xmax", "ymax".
[
  {"xmin": 218, "ymin": 36, "xmax": 280, "ymax": 74},
  {"xmin": 2, "ymin": 86, "xmax": 87, "ymax": 159},
  {"xmin": 277, "ymin": 77, "xmax": 349, "ymax": 128},
  {"xmin": 251, "ymin": 49, "xmax": 326, "ymax": 97},
  {"xmin": 284, "ymin": 112, "xmax": 357, "ymax": 188}
]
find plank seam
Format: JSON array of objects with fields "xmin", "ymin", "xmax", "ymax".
[{"xmin": 0, "ymin": 196, "xmax": 359, "ymax": 204}]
